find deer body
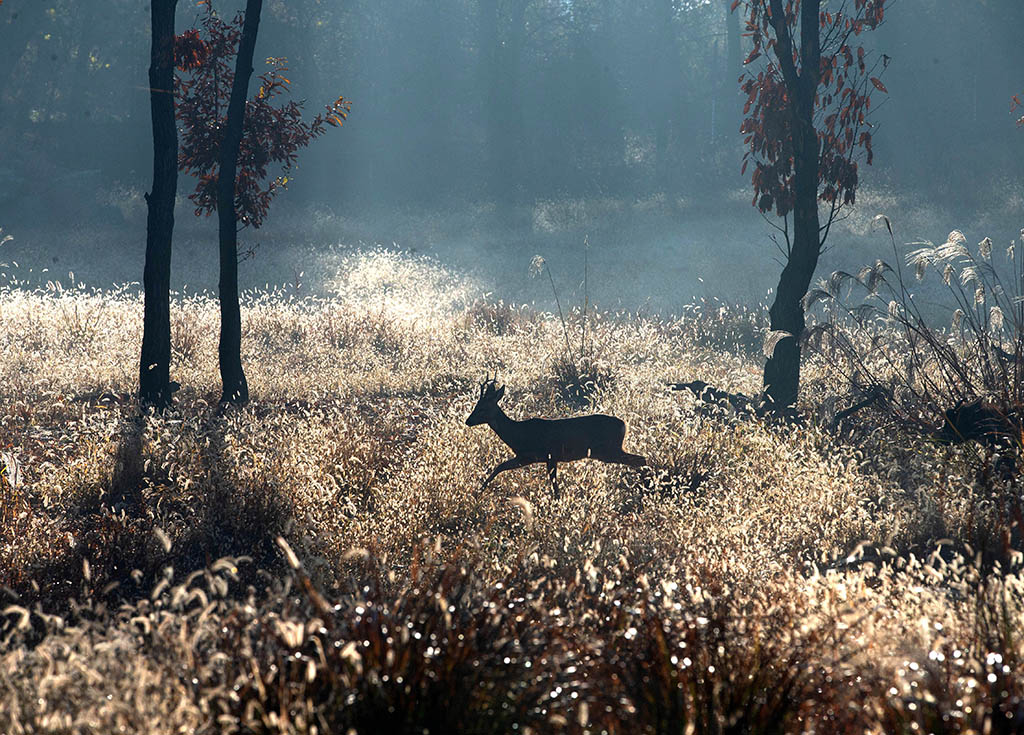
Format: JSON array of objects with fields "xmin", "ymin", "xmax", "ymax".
[{"xmin": 466, "ymin": 381, "xmax": 646, "ymax": 495}]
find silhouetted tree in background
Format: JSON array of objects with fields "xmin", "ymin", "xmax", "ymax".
[
  {"xmin": 3, "ymin": 0, "xmax": 1019, "ymax": 215},
  {"xmin": 479, "ymin": 0, "xmax": 528, "ymax": 202},
  {"xmin": 139, "ymin": 0, "xmax": 179, "ymax": 409},
  {"xmin": 175, "ymin": 1, "xmax": 349, "ymax": 405},
  {"xmin": 737, "ymin": 0, "xmax": 887, "ymax": 408},
  {"xmin": 722, "ymin": 0, "xmax": 743, "ymax": 144}
]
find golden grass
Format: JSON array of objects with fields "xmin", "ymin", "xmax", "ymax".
[{"xmin": 1, "ymin": 249, "xmax": 1021, "ymax": 733}]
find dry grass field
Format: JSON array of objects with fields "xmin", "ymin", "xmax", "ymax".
[{"xmin": 1, "ymin": 248, "xmax": 1022, "ymax": 733}]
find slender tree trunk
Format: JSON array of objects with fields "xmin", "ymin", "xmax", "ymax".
[
  {"xmin": 478, "ymin": 0, "xmax": 501, "ymax": 196},
  {"xmin": 726, "ymin": 0, "xmax": 741, "ymax": 79},
  {"xmin": 504, "ymin": 0, "xmax": 527, "ymax": 198},
  {"xmin": 477, "ymin": 0, "xmax": 497, "ymax": 195},
  {"xmin": 764, "ymin": 120, "xmax": 819, "ymax": 408},
  {"xmin": 654, "ymin": 0, "xmax": 676, "ymax": 190},
  {"xmin": 763, "ymin": 0, "xmax": 821, "ymax": 409},
  {"xmin": 723, "ymin": 0, "xmax": 742, "ymax": 141},
  {"xmin": 480, "ymin": 0, "xmax": 527, "ymax": 204},
  {"xmin": 216, "ymin": 0, "xmax": 263, "ymax": 405},
  {"xmin": 140, "ymin": 0, "xmax": 179, "ymax": 408},
  {"xmin": 0, "ymin": 5, "xmax": 41, "ymax": 106}
]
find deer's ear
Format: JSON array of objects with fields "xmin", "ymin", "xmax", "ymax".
[{"xmin": 495, "ymin": 385, "xmax": 505, "ymax": 401}]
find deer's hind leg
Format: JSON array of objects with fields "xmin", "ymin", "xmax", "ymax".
[
  {"xmin": 592, "ymin": 447, "xmax": 648, "ymax": 467},
  {"xmin": 546, "ymin": 460, "xmax": 560, "ymax": 499},
  {"xmin": 590, "ymin": 421, "xmax": 647, "ymax": 468}
]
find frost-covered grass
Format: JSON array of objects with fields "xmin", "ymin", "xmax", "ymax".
[{"xmin": 1, "ymin": 249, "xmax": 1021, "ymax": 733}]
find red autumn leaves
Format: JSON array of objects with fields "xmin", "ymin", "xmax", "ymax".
[
  {"xmin": 737, "ymin": 0, "xmax": 887, "ymax": 218},
  {"xmin": 174, "ymin": 8, "xmax": 350, "ymax": 229}
]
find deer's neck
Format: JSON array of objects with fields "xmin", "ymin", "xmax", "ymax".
[{"xmin": 488, "ymin": 407, "xmax": 524, "ymax": 451}]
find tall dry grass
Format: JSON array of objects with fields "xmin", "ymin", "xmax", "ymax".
[{"xmin": 1, "ymin": 248, "xmax": 1021, "ymax": 733}]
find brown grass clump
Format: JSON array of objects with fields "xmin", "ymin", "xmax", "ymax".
[{"xmin": 2, "ymin": 248, "xmax": 1023, "ymax": 732}]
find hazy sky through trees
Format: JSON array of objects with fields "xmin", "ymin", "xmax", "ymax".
[{"xmin": 0, "ymin": 0, "xmax": 1021, "ymax": 309}]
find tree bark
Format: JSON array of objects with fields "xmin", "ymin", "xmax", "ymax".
[
  {"xmin": 0, "ymin": 4, "xmax": 49, "ymax": 118},
  {"xmin": 216, "ymin": 0, "xmax": 263, "ymax": 405},
  {"xmin": 764, "ymin": 129, "xmax": 819, "ymax": 408},
  {"xmin": 725, "ymin": 0, "xmax": 741, "ymax": 83},
  {"xmin": 478, "ymin": 0, "xmax": 499, "ymax": 195},
  {"xmin": 480, "ymin": 0, "xmax": 527, "ymax": 203},
  {"xmin": 653, "ymin": 0, "xmax": 677, "ymax": 189},
  {"xmin": 762, "ymin": 0, "xmax": 822, "ymax": 409},
  {"xmin": 722, "ymin": 0, "xmax": 742, "ymax": 142},
  {"xmin": 140, "ymin": 0, "xmax": 179, "ymax": 409}
]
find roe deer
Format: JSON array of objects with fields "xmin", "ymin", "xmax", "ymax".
[{"xmin": 466, "ymin": 379, "xmax": 647, "ymax": 496}]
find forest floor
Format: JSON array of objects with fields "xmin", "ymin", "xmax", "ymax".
[{"xmin": 1, "ymin": 247, "xmax": 1022, "ymax": 733}]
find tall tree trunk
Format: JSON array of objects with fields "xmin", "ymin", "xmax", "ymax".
[
  {"xmin": 478, "ymin": 0, "xmax": 500, "ymax": 197},
  {"xmin": 140, "ymin": 0, "xmax": 179, "ymax": 408},
  {"xmin": 654, "ymin": 0, "xmax": 678, "ymax": 190},
  {"xmin": 1, "ymin": 5, "xmax": 55, "ymax": 142},
  {"xmin": 722, "ymin": 0, "xmax": 742, "ymax": 142},
  {"xmin": 503, "ymin": 0, "xmax": 527, "ymax": 199},
  {"xmin": 763, "ymin": 0, "xmax": 821, "ymax": 409},
  {"xmin": 725, "ymin": 0, "xmax": 741, "ymax": 81},
  {"xmin": 216, "ymin": 0, "xmax": 263, "ymax": 405},
  {"xmin": 0, "ymin": 5, "xmax": 43, "ymax": 107},
  {"xmin": 480, "ymin": 0, "xmax": 527, "ymax": 204}
]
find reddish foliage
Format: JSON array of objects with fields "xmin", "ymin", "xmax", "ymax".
[
  {"xmin": 174, "ymin": 29, "xmax": 209, "ymax": 71},
  {"xmin": 174, "ymin": 8, "xmax": 350, "ymax": 229},
  {"xmin": 737, "ymin": 0, "xmax": 887, "ymax": 220}
]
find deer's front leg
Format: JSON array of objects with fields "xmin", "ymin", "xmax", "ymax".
[{"xmin": 480, "ymin": 456, "xmax": 529, "ymax": 490}]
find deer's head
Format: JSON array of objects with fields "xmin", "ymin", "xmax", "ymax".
[{"xmin": 466, "ymin": 379, "xmax": 505, "ymax": 426}]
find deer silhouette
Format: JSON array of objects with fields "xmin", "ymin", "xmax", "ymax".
[{"xmin": 466, "ymin": 379, "xmax": 647, "ymax": 496}]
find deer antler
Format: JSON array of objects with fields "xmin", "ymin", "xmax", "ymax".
[{"xmin": 480, "ymin": 372, "xmax": 501, "ymax": 396}]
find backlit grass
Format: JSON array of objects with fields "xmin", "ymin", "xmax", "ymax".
[{"xmin": 1, "ymin": 248, "xmax": 1021, "ymax": 733}]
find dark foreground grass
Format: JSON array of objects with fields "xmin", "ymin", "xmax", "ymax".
[{"xmin": 4, "ymin": 541, "xmax": 1022, "ymax": 734}]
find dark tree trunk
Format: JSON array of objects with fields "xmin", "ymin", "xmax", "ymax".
[
  {"xmin": 725, "ymin": 0, "xmax": 741, "ymax": 82},
  {"xmin": 763, "ymin": 126, "xmax": 819, "ymax": 408},
  {"xmin": 480, "ymin": 0, "xmax": 526, "ymax": 203},
  {"xmin": 423, "ymin": 0, "xmax": 455, "ymax": 203},
  {"xmin": 478, "ymin": 0, "xmax": 499, "ymax": 195},
  {"xmin": 763, "ymin": 0, "xmax": 821, "ymax": 409},
  {"xmin": 502, "ymin": 0, "xmax": 527, "ymax": 198},
  {"xmin": 653, "ymin": 0, "xmax": 677, "ymax": 190},
  {"xmin": 140, "ymin": 0, "xmax": 179, "ymax": 409},
  {"xmin": 216, "ymin": 0, "xmax": 263, "ymax": 405},
  {"xmin": 0, "ymin": 4, "xmax": 49, "ymax": 119},
  {"xmin": 722, "ymin": 0, "xmax": 742, "ymax": 142}
]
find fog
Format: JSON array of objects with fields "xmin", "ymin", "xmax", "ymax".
[{"xmin": 1, "ymin": 0, "xmax": 1022, "ymax": 312}]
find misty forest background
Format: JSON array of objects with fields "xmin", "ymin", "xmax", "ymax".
[
  {"xmin": 4, "ymin": 1, "xmax": 1024, "ymax": 733},
  {"xmin": 2, "ymin": 0, "xmax": 1022, "ymax": 309}
]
